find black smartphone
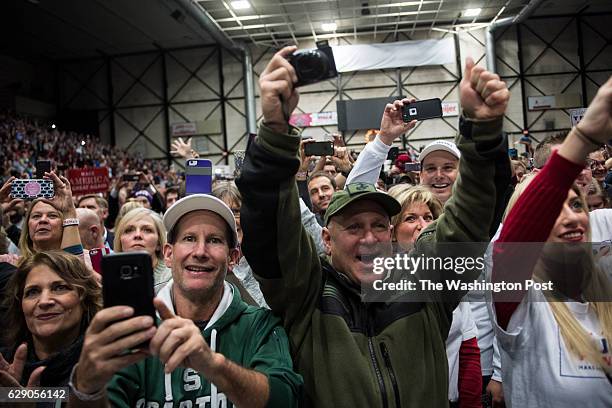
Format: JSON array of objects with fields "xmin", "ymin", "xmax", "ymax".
[
  {"xmin": 122, "ymin": 173, "xmax": 140, "ymax": 182},
  {"xmin": 304, "ymin": 141, "xmax": 334, "ymax": 157},
  {"xmin": 102, "ymin": 252, "xmax": 156, "ymax": 346},
  {"xmin": 405, "ymin": 163, "xmax": 421, "ymax": 172},
  {"xmin": 36, "ymin": 160, "xmax": 51, "ymax": 179},
  {"xmin": 402, "ymin": 98, "xmax": 443, "ymax": 122}
]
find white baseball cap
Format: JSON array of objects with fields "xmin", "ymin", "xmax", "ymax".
[
  {"xmin": 418, "ymin": 140, "xmax": 461, "ymax": 163},
  {"xmin": 163, "ymin": 194, "xmax": 238, "ymax": 248}
]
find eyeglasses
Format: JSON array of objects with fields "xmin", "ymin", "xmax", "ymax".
[{"xmin": 586, "ymin": 159, "xmax": 606, "ymax": 169}]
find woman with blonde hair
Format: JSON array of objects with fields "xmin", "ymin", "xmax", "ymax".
[
  {"xmin": 491, "ymin": 78, "xmax": 612, "ymax": 407},
  {"xmin": 113, "ymin": 207, "xmax": 170, "ymax": 293},
  {"xmin": 387, "ymin": 183, "xmax": 482, "ymax": 408},
  {"xmin": 387, "ymin": 184, "xmax": 443, "ymax": 247}
]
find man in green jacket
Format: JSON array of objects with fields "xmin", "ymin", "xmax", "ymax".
[
  {"xmin": 68, "ymin": 194, "xmax": 302, "ymax": 407},
  {"xmin": 236, "ymin": 46, "xmax": 510, "ymax": 407}
]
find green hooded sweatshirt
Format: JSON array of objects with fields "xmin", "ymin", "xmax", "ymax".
[{"xmin": 106, "ymin": 282, "xmax": 303, "ymax": 407}]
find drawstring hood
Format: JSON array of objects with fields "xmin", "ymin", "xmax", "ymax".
[
  {"xmin": 210, "ymin": 329, "xmax": 218, "ymax": 408},
  {"xmin": 157, "ymin": 280, "xmax": 234, "ymax": 405}
]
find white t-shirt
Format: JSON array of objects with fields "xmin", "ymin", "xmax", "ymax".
[
  {"xmin": 491, "ymin": 288, "xmax": 612, "ymax": 408},
  {"xmin": 590, "ymin": 209, "xmax": 612, "ymax": 242},
  {"xmin": 447, "ymin": 301, "xmax": 478, "ymax": 402}
]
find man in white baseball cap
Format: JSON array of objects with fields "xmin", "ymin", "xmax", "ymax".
[
  {"xmin": 418, "ymin": 140, "xmax": 462, "ymax": 204},
  {"xmin": 69, "ymin": 193, "xmax": 302, "ymax": 407}
]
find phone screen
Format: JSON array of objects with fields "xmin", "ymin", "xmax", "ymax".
[
  {"xmin": 402, "ymin": 98, "xmax": 443, "ymax": 122},
  {"xmin": 304, "ymin": 141, "xmax": 334, "ymax": 157},
  {"xmin": 405, "ymin": 163, "xmax": 421, "ymax": 172},
  {"xmin": 185, "ymin": 159, "xmax": 212, "ymax": 195}
]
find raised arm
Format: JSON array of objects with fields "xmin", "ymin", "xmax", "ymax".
[
  {"xmin": 426, "ymin": 58, "xmax": 510, "ymax": 245},
  {"xmin": 493, "ymin": 76, "xmax": 612, "ymax": 329},
  {"xmin": 345, "ymin": 99, "xmax": 416, "ymax": 186},
  {"xmin": 236, "ymin": 47, "xmax": 322, "ymax": 335}
]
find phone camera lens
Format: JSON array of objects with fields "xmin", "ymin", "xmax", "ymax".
[{"xmin": 120, "ymin": 265, "xmax": 133, "ymax": 279}]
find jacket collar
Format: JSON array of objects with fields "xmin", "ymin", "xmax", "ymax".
[{"xmin": 157, "ymin": 280, "xmax": 247, "ymax": 333}]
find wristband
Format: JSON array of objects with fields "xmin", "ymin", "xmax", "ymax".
[
  {"xmin": 62, "ymin": 218, "xmax": 79, "ymax": 227},
  {"xmin": 68, "ymin": 364, "xmax": 106, "ymax": 401},
  {"xmin": 296, "ymin": 171, "xmax": 308, "ymax": 179},
  {"xmin": 573, "ymin": 125, "xmax": 602, "ymax": 148}
]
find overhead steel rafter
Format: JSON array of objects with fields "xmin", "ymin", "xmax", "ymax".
[
  {"xmin": 60, "ymin": 61, "xmax": 108, "ymax": 110},
  {"xmin": 495, "ymin": 14, "xmax": 589, "ymax": 134}
]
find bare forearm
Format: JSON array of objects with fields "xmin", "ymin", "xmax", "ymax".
[{"xmin": 205, "ymin": 354, "xmax": 269, "ymax": 408}]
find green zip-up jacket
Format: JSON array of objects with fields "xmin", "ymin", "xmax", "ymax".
[
  {"xmin": 106, "ymin": 283, "xmax": 303, "ymax": 407},
  {"xmin": 236, "ymin": 117, "xmax": 508, "ymax": 408}
]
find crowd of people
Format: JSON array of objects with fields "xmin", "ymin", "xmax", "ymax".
[{"xmin": 0, "ymin": 46, "xmax": 611, "ymax": 408}]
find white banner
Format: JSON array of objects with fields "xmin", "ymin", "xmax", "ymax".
[
  {"xmin": 171, "ymin": 122, "xmax": 197, "ymax": 137},
  {"xmin": 442, "ymin": 102, "xmax": 459, "ymax": 117},
  {"xmin": 332, "ymin": 38, "xmax": 455, "ymax": 73},
  {"xmin": 527, "ymin": 95, "xmax": 556, "ymax": 111}
]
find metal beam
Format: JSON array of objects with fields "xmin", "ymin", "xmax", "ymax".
[
  {"xmin": 166, "ymin": 0, "xmax": 256, "ymax": 148},
  {"xmin": 485, "ymin": 0, "xmax": 546, "ymax": 73},
  {"xmin": 242, "ymin": 46, "xmax": 257, "ymax": 137}
]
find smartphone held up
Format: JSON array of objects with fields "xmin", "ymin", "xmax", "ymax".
[
  {"xmin": 102, "ymin": 252, "xmax": 156, "ymax": 348},
  {"xmin": 402, "ymin": 98, "xmax": 443, "ymax": 122}
]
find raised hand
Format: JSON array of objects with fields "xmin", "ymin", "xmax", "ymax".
[
  {"xmin": 0, "ymin": 177, "xmax": 14, "ymax": 203},
  {"xmin": 460, "ymin": 57, "xmax": 510, "ymax": 120},
  {"xmin": 0, "ymin": 344, "xmax": 46, "ymax": 387},
  {"xmin": 45, "ymin": 171, "xmax": 75, "ymax": 215},
  {"xmin": 150, "ymin": 299, "xmax": 217, "ymax": 374},
  {"xmin": 379, "ymin": 98, "xmax": 417, "ymax": 146},
  {"xmin": 576, "ymin": 75, "xmax": 612, "ymax": 145},
  {"xmin": 170, "ymin": 137, "xmax": 196, "ymax": 159},
  {"xmin": 331, "ymin": 146, "xmax": 352, "ymax": 174},
  {"xmin": 299, "ymin": 139, "xmax": 316, "ymax": 173},
  {"xmin": 73, "ymin": 306, "xmax": 154, "ymax": 394},
  {"xmin": 259, "ymin": 46, "xmax": 300, "ymax": 134}
]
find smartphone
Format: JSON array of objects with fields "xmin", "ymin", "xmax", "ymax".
[
  {"xmin": 304, "ymin": 141, "xmax": 334, "ymax": 157},
  {"xmin": 405, "ymin": 163, "xmax": 421, "ymax": 172},
  {"xmin": 11, "ymin": 179, "xmax": 54, "ymax": 200},
  {"xmin": 402, "ymin": 98, "xmax": 443, "ymax": 122},
  {"xmin": 102, "ymin": 252, "xmax": 156, "ymax": 347},
  {"xmin": 185, "ymin": 159, "xmax": 212, "ymax": 195},
  {"xmin": 89, "ymin": 247, "xmax": 111, "ymax": 275},
  {"xmin": 122, "ymin": 173, "xmax": 140, "ymax": 182},
  {"xmin": 36, "ymin": 160, "xmax": 51, "ymax": 179}
]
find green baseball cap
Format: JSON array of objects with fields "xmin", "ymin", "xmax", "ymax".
[{"xmin": 324, "ymin": 182, "xmax": 401, "ymax": 225}]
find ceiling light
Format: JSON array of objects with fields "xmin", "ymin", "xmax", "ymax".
[
  {"xmin": 231, "ymin": 0, "xmax": 251, "ymax": 10},
  {"xmin": 322, "ymin": 22, "xmax": 337, "ymax": 32},
  {"xmin": 463, "ymin": 8, "xmax": 482, "ymax": 17}
]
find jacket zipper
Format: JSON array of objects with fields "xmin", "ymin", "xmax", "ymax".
[
  {"xmin": 364, "ymin": 302, "xmax": 388, "ymax": 408},
  {"xmin": 368, "ymin": 337, "xmax": 389, "ymax": 408},
  {"xmin": 380, "ymin": 342, "xmax": 401, "ymax": 408}
]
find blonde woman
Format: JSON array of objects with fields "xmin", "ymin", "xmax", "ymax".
[
  {"xmin": 491, "ymin": 77, "xmax": 612, "ymax": 407},
  {"xmin": 388, "ymin": 184, "xmax": 482, "ymax": 408},
  {"xmin": 113, "ymin": 207, "xmax": 171, "ymax": 293}
]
